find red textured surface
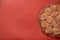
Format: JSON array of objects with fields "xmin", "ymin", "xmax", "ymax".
[{"xmin": 0, "ymin": 0, "xmax": 60, "ymax": 40}]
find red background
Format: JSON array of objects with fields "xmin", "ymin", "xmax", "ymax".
[{"xmin": 0, "ymin": 0, "xmax": 60, "ymax": 40}]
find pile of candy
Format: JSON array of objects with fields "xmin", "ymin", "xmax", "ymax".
[{"xmin": 39, "ymin": 4, "xmax": 60, "ymax": 37}]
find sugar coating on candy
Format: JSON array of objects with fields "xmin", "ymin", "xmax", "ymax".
[
  {"xmin": 47, "ymin": 16, "xmax": 54, "ymax": 23},
  {"xmin": 39, "ymin": 4, "xmax": 60, "ymax": 37},
  {"xmin": 51, "ymin": 12, "xmax": 59, "ymax": 17},
  {"xmin": 41, "ymin": 21, "xmax": 51, "ymax": 28},
  {"xmin": 56, "ymin": 14, "xmax": 60, "ymax": 21},
  {"xmin": 45, "ymin": 27, "xmax": 53, "ymax": 33},
  {"xmin": 40, "ymin": 13, "xmax": 48, "ymax": 20}
]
